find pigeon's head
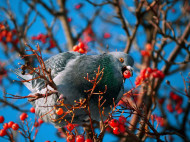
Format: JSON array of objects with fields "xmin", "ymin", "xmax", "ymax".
[{"xmin": 109, "ymin": 52, "xmax": 134, "ymax": 80}]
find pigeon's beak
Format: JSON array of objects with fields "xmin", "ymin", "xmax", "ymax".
[
  {"xmin": 122, "ymin": 66, "xmax": 133, "ymax": 82},
  {"xmin": 127, "ymin": 66, "xmax": 133, "ymax": 77}
]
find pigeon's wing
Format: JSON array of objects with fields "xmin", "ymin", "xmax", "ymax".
[
  {"xmin": 14, "ymin": 51, "xmax": 80, "ymax": 92},
  {"xmin": 31, "ymin": 51, "xmax": 81, "ymax": 91},
  {"xmin": 44, "ymin": 52, "xmax": 81, "ymax": 78}
]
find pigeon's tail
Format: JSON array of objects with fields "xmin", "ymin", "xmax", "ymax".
[{"xmin": 11, "ymin": 69, "xmax": 34, "ymax": 92}]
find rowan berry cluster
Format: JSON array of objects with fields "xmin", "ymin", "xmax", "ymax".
[
  {"xmin": 0, "ymin": 115, "xmax": 19, "ymax": 137},
  {"xmin": 167, "ymin": 92, "xmax": 183, "ymax": 114},
  {"xmin": 32, "ymin": 33, "xmax": 56, "ymax": 49},
  {"xmin": 0, "ymin": 28, "xmax": 19, "ymax": 45},
  {"xmin": 66, "ymin": 131, "xmax": 93, "ymax": 142},
  {"xmin": 151, "ymin": 115, "xmax": 166, "ymax": 127},
  {"xmin": 107, "ymin": 116, "xmax": 127, "ymax": 135},
  {"xmin": 66, "ymin": 134, "xmax": 93, "ymax": 142},
  {"xmin": 0, "ymin": 107, "xmax": 43, "ymax": 138},
  {"xmin": 73, "ymin": 42, "xmax": 87, "ymax": 54},
  {"xmin": 135, "ymin": 67, "xmax": 165, "ymax": 86},
  {"xmin": 141, "ymin": 43, "xmax": 152, "ymax": 57}
]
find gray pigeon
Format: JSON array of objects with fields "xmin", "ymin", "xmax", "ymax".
[{"xmin": 14, "ymin": 51, "xmax": 134, "ymax": 128}]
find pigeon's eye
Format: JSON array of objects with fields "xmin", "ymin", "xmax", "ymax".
[{"xmin": 119, "ymin": 58, "xmax": 124, "ymax": 63}]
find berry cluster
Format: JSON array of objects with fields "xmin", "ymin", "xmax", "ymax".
[
  {"xmin": 62, "ymin": 122, "xmax": 92, "ymax": 142},
  {"xmin": 0, "ymin": 116, "xmax": 19, "ymax": 137},
  {"xmin": 167, "ymin": 92, "xmax": 183, "ymax": 114},
  {"xmin": 0, "ymin": 28, "xmax": 19, "ymax": 45},
  {"xmin": 32, "ymin": 33, "xmax": 56, "ymax": 49},
  {"xmin": 135, "ymin": 67, "xmax": 165, "ymax": 86},
  {"xmin": 151, "ymin": 115, "xmax": 165, "ymax": 127},
  {"xmin": 141, "ymin": 43, "xmax": 152, "ymax": 57},
  {"xmin": 73, "ymin": 42, "xmax": 87, "ymax": 54},
  {"xmin": 66, "ymin": 133, "xmax": 93, "ymax": 142},
  {"xmin": 107, "ymin": 116, "xmax": 126, "ymax": 135},
  {"xmin": 83, "ymin": 26, "xmax": 95, "ymax": 43},
  {"xmin": 0, "ymin": 107, "xmax": 43, "ymax": 138}
]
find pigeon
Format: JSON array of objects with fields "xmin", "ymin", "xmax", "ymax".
[{"xmin": 14, "ymin": 51, "xmax": 134, "ymax": 128}]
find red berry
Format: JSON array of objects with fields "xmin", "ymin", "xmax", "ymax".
[
  {"xmin": 38, "ymin": 118, "xmax": 44, "ymax": 124},
  {"xmin": 175, "ymin": 103, "xmax": 181, "ymax": 111},
  {"xmin": 85, "ymin": 139, "xmax": 93, "ymax": 142},
  {"xmin": 73, "ymin": 45, "xmax": 79, "ymax": 51},
  {"xmin": 67, "ymin": 18, "xmax": 72, "ymax": 22},
  {"xmin": 67, "ymin": 134, "xmax": 75, "ymax": 142},
  {"xmin": 109, "ymin": 119, "xmax": 119, "ymax": 128},
  {"xmin": 113, "ymin": 127, "xmax": 120, "ymax": 135},
  {"xmin": 78, "ymin": 42, "xmax": 85, "ymax": 49},
  {"xmin": 158, "ymin": 98, "xmax": 165, "ymax": 104},
  {"xmin": 146, "ymin": 43, "xmax": 152, "ymax": 51},
  {"xmin": 146, "ymin": 67, "xmax": 153, "ymax": 73},
  {"xmin": 141, "ymin": 50, "xmax": 150, "ymax": 56},
  {"xmin": 36, "ymin": 34, "xmax": 42, "ymax": 40},
  {"xmin": 167, "ymin": 104, "xmax": 173, "ymax": 112},
  {"xmin": 75, "ymin": 3, "xmax": 83, "ymax": 9},
  {"xmin": 119, "ymin": 124, "xmax": 125, "ymax": 133},
  {"xmin": 152, "ymin": 72, "xmax": 159, "ymax": 78},
  {"xmin": 0, "ymin": 129, "xmax": 7, "ymax": 137},
  {"xmin": 176, "ymin": 107, "xmax": 183, "ymax": 114},
  {"xmin": 0, "ymin": 24, "xmax": 5, "ymax": 30},
  {"xmin": 1, "ymin": 30, "xmax": 7, "ymax": 37},
  {"xmin": 12, "ymin": 123, "xmax": 19, "ymax": 130},
  {"xmin": 170, "ymin": 92, "xmax": 178, "ymax": 101},
  {"xmin": 123, "ymin": 70, "xmax": 131, "ymax": 79},
  {"xmin": 103, "ymin": 32, "xmax": 111, "ymax": 39},
  {"xmin": 78, "ymin": 48, "xmax": 86, "ymax": 54},
  {"xmin": 140, "ymin": 69, "xmax": 146, "ymax": 76},
  {"xmin": 156, "ymin": 70, "xmax": 165, "ymax": 79},
  {"xmin": 135, "ymin": 79, "xmax": 141, "ymax": 86},
  {"xmin": 119, "ymin": 116, "xmax": 126, "ymax": 124},
  {"xmin": 20, "ymin": 113, "xmax": 28, "ymax": 121},
  {"xmin": 56, "ymin": 108, "xmax": 64, "ymax": 115},
  {"xmin": 34, "ymin": 122, "xmax": 39, "ymax": 127},
  {"xmin": 106, "ymin": 126, "xmax": 112, "ymax": 132},
  {"xmin": 171, "ymin": 9, "xmax": 176, "ymax": 13},
  {"xmin": 159, "ymin": 118, "xmax": 165, "ymax": 127},
  {"xmin": 8, "ymin": 121, "xmax": 14, "ymax": 128},
  {"xmin": 0, "ymin": 116, "xmax": 4, "ymax": 123},
  {"xmin": 177, "ymin": 97, "xmax": 183, "ymax": 105},
  {"xmin": 30, "ymin": 107, "xmax": 35, "ymax": 113},
  {"xmin": 45, "ymin": 141, "xmax": 50, "ymax": 142},
  {"xmin": 67, "ymin": 123, "xmax": 75, "ymax": 131},
  {"xmin": 3, "ymin": 123, "xmax": 9, "ymax": 130},
  {"xmin": 76, "ymin": 135, "xmax": 85, "ymax": 142},
  {"xmin": 49, "ymin": 39, "xmax": 56, "ymax": 48}
]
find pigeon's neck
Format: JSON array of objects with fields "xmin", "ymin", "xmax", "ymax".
[{"xmin": 98, "ymin": 55, "xmax": 122, "ymax": 90}]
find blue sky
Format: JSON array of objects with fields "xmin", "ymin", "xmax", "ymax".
[{"xmin": 0, "ymin": 0, "xmax": 189, "ymax": 142}]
